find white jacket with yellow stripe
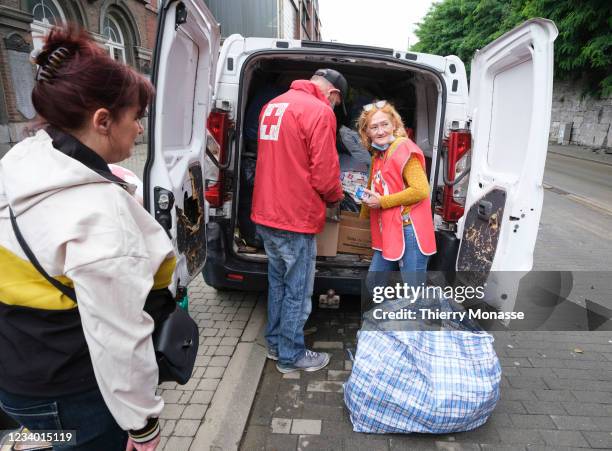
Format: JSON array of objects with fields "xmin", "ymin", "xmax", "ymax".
[{"xmin": 0, "ymin": 129, "xmax": 175, "ymax": 433}]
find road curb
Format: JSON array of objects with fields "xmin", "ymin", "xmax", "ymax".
[{"xmin": 190, "ymin": 298, "xmax": 267, "ymax": 451}]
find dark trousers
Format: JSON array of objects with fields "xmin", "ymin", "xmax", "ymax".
[{"xmin": 0, "ymin": 387, "xmax": 127, "ymax": 450}]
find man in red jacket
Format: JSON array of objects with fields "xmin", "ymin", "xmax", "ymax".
[{"xmin": 251, "ymin": 69, "xmax": 346, "ymax": 373}]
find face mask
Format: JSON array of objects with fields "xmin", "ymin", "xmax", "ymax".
[
  {"xmin": 371, "ymin": 135, "xmax": 396, "ymax": 151},
  {"xmin": 371, "ymin": 142, "xmax": 390, "ymax": 151}
]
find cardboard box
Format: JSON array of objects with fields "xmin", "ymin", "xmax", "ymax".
[
  {"xmin": 316, "ymin": 220, "xmax": 339, "ymax": 256},
  {"xmin": 337, "ymin": 212, "xmax": 373, "ymax": 256}
]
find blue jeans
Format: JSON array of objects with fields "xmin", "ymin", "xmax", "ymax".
[
  {"xmin": 0, "ymin": 387, "xmax": 127, "ymax": 450},
  {"xmin": 367, "ymin": 224, "xmax": 429, "ymax": 293},
  {"xmin": 257, "ymin": 224, "xmax": 316, "ymax": 365}
]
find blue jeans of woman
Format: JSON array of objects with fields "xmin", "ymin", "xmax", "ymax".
[
  {"xmin": 256, "ymin": 224, "xmax": 316, "ymax": 365},
  {"xmin": 367, "ymin": 224, "xmax": 429, "ymax": 295},
  {"xmin": 0, "ymin": 387, "xmax": 127, "ymax": 450}
]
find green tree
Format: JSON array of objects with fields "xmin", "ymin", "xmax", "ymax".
[{"xmin": 412, "ymin": 0, "xmax": 612, "ymax": 97}]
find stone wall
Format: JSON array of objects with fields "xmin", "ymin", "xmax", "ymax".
[{"xmin": 549, "ymin": 80, "xmax": 612, "ymax": 149}]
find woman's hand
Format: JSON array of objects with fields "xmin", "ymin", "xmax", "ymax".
[
  {"xmin": 125, "ymin": 435, "xmax": 161, "ymax": 451},
  {"xmin": 362, "ymin": 188, "xmax": 382, "ymax": 209}
]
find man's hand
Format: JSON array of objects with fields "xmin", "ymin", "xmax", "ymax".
[{"xmin": 125, "ymin": 435, "xmax": 161, "ymax": 451}]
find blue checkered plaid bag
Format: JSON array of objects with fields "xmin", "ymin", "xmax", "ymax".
[{"xmin": 344, "ymin": 296, "xmax": 501, "ymax": 433}]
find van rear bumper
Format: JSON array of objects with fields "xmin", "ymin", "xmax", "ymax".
[{"xmin": 203, "ymin": 221, "xmax": 366, "ymax": 295}]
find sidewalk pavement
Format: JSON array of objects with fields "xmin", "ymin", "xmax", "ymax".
[
  {"xmin": 241, "ymin": 302, "xmax": 612, "ymax": 450},
  {"xmin": 547, "ymin": 143, "xmax": 612, "ymax": 166},
  {"xmin": 157, "ymin": 278, "xmax": 267, "ymax": 451}
]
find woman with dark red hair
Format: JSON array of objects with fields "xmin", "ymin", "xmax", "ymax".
[{"xmin": 0, "ymin": 26, "xmax": 172, "ymax": 450}]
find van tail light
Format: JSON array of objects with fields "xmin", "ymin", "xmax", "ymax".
[
  {"xmin": 205, "ymin": 110, "xmax": 231, "ymax": 207},
  {"xmin": 440, "ymin": 130, "xmax": 471, "ymax": 222}
]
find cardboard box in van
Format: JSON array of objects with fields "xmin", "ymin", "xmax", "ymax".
[
  {"xmin": 337, "ymin": 212, "xmax": 373, "ymax": 256},
  {"xmin": 317, "ymin": 221, "xmax": 339, "ymax": 257}
]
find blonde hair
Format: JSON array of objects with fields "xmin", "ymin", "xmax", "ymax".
[{"xmin": 356, "ymin": 101, "xmax": 407, "ymax": 149}]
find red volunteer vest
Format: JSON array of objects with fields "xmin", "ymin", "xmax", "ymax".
[{"xmin": 370, "ymin": 138, "xmax": 437, "ymax": 260}]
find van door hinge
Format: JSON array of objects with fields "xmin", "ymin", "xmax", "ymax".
[{"xmin": 175, "ymin": 3, "xmax": 187, "ymax": 28}]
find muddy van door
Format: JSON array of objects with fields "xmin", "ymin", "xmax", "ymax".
[
  {"xmin": 455, "ymin": 19, "xmax": 558, "ymax": 309},
  {"xmin": 144, "ymin": 0, "xmax": 220, "ymax": 289}
]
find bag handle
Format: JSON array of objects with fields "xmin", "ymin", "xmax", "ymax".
[{"xmin": 9, "ymin": 206, "xmax": 77, "ymax": 302}]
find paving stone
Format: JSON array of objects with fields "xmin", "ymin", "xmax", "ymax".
[
  {"xmin": 162, "ymin": 389, "xmax": 182, "ymax": 404},
  {"xmin": 270, "ymin": 417, "xmax": 292, "ymax": 434},
  {"xmin": 195, "ymin": 352, "xmax": 211, "ymax": 365},
  {"xmin": 521, "ymin": 400, "xmax": 567, "ymax": 415},
  {"xmin": 389, "ymin": 436, "xmax": 438, "ymax": 450},
  {"xmin": 452, "ymin": 419, "xmax": 502, "ymax": 444},
  {"xmin": 562, "ymin": 401, "xmax": 612, "ymax": 417},
  {"xmin": 177, "ymin": 376, "xmax": 200, "ymax": 392},
  {"xmin": 533, "ymin": 389, "xmax": 576, "ymax": 402},
  {"xmin": 163, "ymin": 436, "xmax": 192, "ymax": 451},
  {"xmin": 342, "ymin": 436, "xmax": 391, "ymax": 450},
  {"xmin": 501, "ymin": 389, "xmax": 535, "ymax": 401},
  {"xmin": 481, "ymin": 445, "xmax": 527, "ymax": 450},
  {"xmin": 197, "ymin": 378, "xmax": 219, "ymax": 391},
  {"xmin": 240, "ymin": 425, "xmax": 267, "ymax": 450},
  {"xmin": 495, "ymin": 400, "xmax": 528, "ymax": 414},
  {"xmin": 220, "ymin": 336, "xmax": 239, "ymax": 346},
  {"xmin": 159, "ymin": 436, "xmax": 168, "ymax": 450},
  {"xmin": 306, "ymin": 381, "xmax": 344, "ymax": 393},
  {"xmin": 214, "ymin": 345, "xmax": 235, "ymax": 356},
  {"xmin": 173, "ymin": 419, "xmax": 200, "ymax": 436},
  {"xmin": 312, "ymin": 341, "xmax": 344, "ymax": 349},
  {"xmin": 204, "ymin": 346, "xmax": 217, "ymax": 356},
  {"xmin": 160, "ymin": 419, "xmax": 176, "ymax": 436},
  {"xmin": 509, "ymin": 414, "xmax": 556, "ymax": 430},
  {"xmin": 591, "ymin": 416, "xmax": 612, "ymax": 431},
  {"xmin": 266, "ymin": 433, "xmax": 299, "ymax": 450},
  {"xmin": 201, "ymin": 328, "xmax": 219, "ymax": 337},
  {"xmin": 344, "ymin": 360, "xmax": 353, "ymax": 370},
  {"xmin": 209, "ymin": 355, "xmax": 231, "ymax": 367},
  {"xmin": 223, "ymin": 328, "xmax": 244, "ymax": 337},
  {"xmin": 498, "ymin": 428, "xmax": 545, "ymax": 445},
  {"xmin": 160, "ymin": 404, "xmax": 185, "ymax": 420},
  {"xmin": 283, "ymin": 372, "xmax": 301, "ymax": 380},
  {"xmin": 203, "ymin": 366, "xmax": 225, "ymax": 379},
  {"xmin": 298, "ymin": 434, "xmax": 341, "ymax": 450},
  {"xmin": 538, "ymin": 429, "xmax": 589, "ymax": 447},
  {"xmin": 550, "ymin": 415, "xmax": 599, "ymax": 431},
  {"xmin": 506, "ymin": 376, "xmax": 548, "ymax": 389},
  {"xmin": 190, "ymin": 390, "xmax": 213, "ymax": 404},
  {"xmin": 178, "ymin": 391, "xmax": 192, "ymax": 404},
  {"xmin": 571, "ymin": 390, "xmax": 612, "ymax": 404},
  {"xmin": 181, "ymin": 403, "xmax": 207, "ymax": 420},
  {"xmin": 202, "ymin": 337, "xmax": 221, "ymax": 346},
  {"xmin": 230, "ymin": 320, "xmax": 247, "ymax": 329},
  {"xmin": 301, "ymin": 403, "xmax": 345, "ymax": 421},
  {"xmin": 582, "ymin": 431, "xmax": 612, "ymax": 449},
  {"xmin": 327, "ymin": 370, "xmax": 350, "ymax": 381},
  {"xmin": 291, "ymin": 419, "xmax": 322, "ymax": 435}
]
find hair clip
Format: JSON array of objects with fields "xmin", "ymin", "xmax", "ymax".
[{"xmin": 35, "ymin": 46, "xmax": 71, "ymax": 83}]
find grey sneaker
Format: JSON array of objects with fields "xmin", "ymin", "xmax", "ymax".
[
  {"xmin": 266, "ymin": 348, "xmax": 278, "ymax": 361},
  {"xmin": 276, "ymin": 350, "xmax": 330, "ymax": 373}
]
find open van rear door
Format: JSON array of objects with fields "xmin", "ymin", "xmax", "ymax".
[
  {"xmin": 456, "ymin": 19, "xmax": 558, "ymax": 308},
  {"xmin": 144, "ymin": 0, "xmax": 220, "ymax": 291}
]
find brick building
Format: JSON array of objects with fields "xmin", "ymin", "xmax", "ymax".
[
  {"xmin": 204, "ymin": 0, "xmax": 321, "ymax": 40},
  {"xmin": 0, "ymin": 0, "xmax": 159, "ymax": 155}
]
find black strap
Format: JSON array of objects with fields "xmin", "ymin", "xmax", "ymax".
[{"xmin": 9, "ymin": 207, "xmax": 77, "ymax": 302}]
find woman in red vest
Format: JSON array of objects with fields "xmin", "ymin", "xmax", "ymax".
[{"xmin": 358, "ymin": 101, "xmax": 436, "ymax": 287}]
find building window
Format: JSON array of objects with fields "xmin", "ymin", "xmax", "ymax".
[
  {"xmin": 102, "ymin": 15, "xmax": 127, "ymax": 63},
  {"xmin": 29, "ymin": 0, "xmax": 66, "ymax": 51}
]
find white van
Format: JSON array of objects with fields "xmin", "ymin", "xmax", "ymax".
[{"xmin": 144, "ymin": 0, "xmax": 558, "ymax": 309}]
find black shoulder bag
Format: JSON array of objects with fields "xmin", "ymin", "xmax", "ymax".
[{"xmin": 8, "ymin": 207, "xmax": 199, "ymax": 385}]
